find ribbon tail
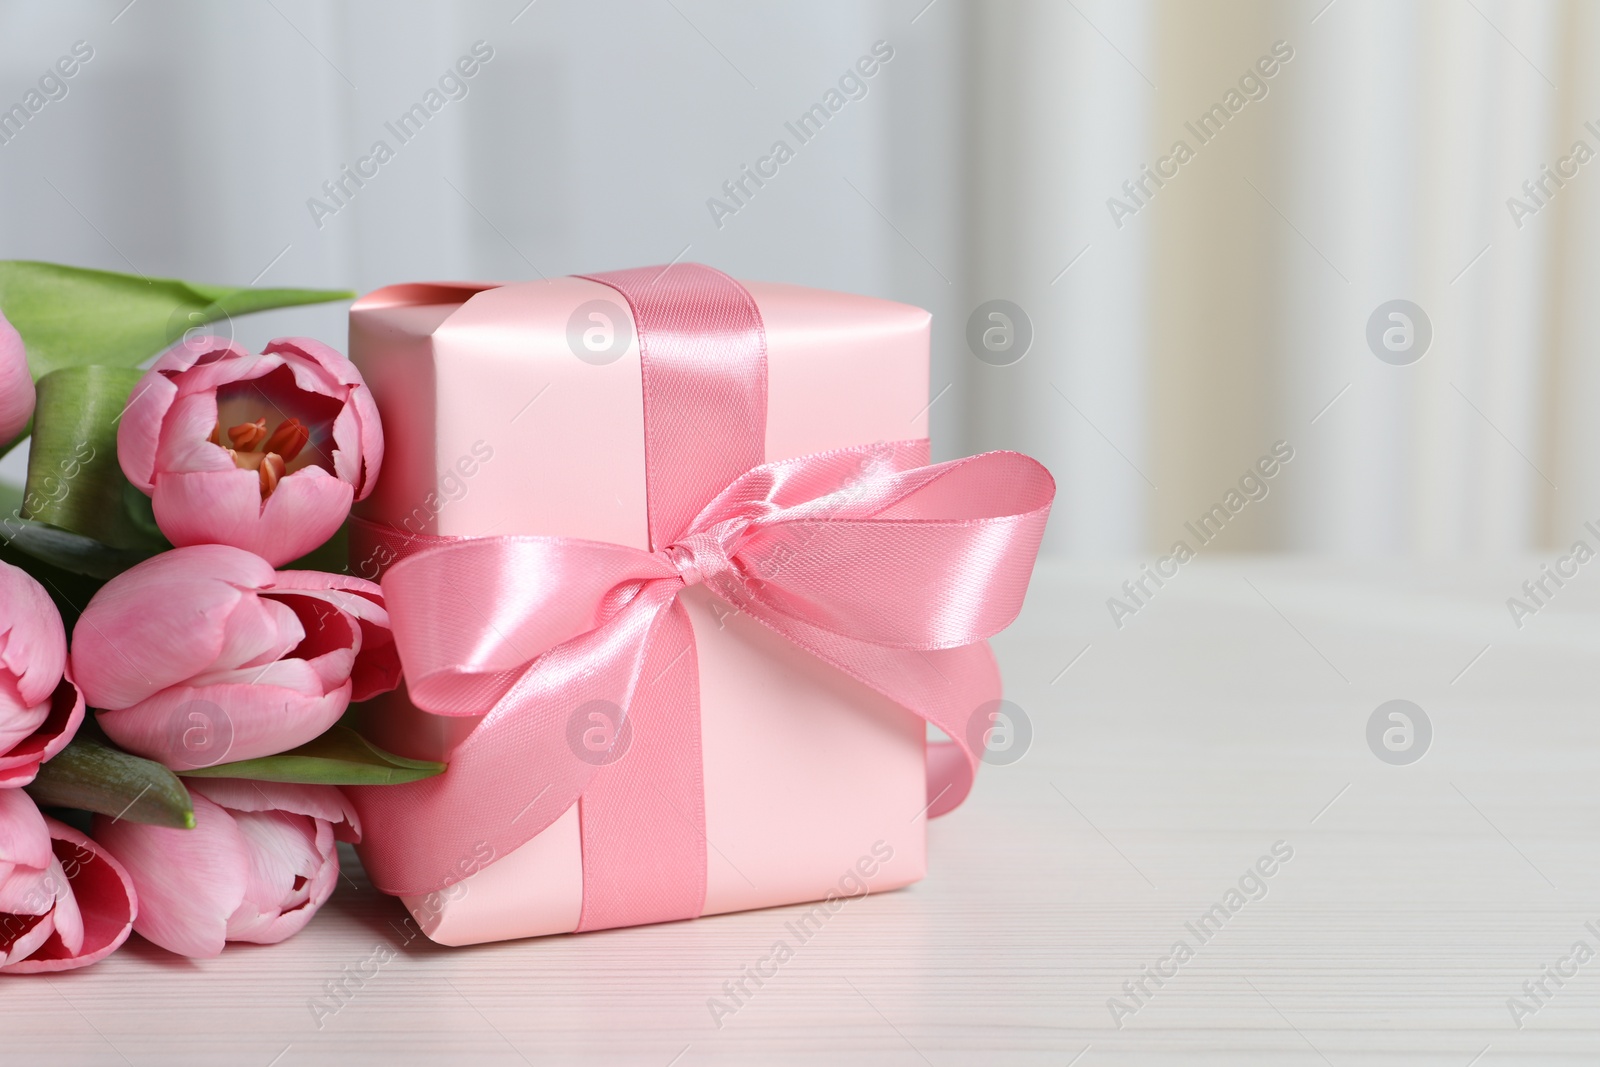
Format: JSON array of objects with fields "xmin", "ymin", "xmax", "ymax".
[{"xmin": 575, "ymin": 598, "xmax": 707, "ymax": 931}]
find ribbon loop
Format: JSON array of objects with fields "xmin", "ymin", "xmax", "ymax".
[{"xmin": 713, "ymin": 448, "xmax": 1054, "ymax": 650}]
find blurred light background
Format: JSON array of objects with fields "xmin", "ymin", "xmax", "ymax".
[{"xmin": 0, "ymin": 0, "xmax": 1592, "ymax": 557}]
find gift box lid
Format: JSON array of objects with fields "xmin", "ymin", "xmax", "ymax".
[{"xmin": 350, "ymin": 275, "xmax": 932, "ymax": 548}]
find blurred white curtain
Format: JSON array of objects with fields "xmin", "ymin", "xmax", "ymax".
[
  {"xmin": 963, "ymin": 0, "xmax": 1153, "ymax": 556},
  {"xmin": 966, "ymin": 0, "xmax": 1599, "ymax": 555},
  {"xmin": 1272, "ymin": 0, "xmax": 1577, "ymax": 555}
]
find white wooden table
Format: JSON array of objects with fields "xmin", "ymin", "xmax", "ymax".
[{"xmin": 10, "ymin": 557, "xmax": 1599, "ymax": 1065}]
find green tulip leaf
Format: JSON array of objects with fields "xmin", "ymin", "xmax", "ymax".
[
  {"xmin": 0, "ymin": 260, "xmax": 354, "ymax": 381},
  {"xmin": 26, "ymin": 732, "xmax": 195, "ymax": 829},
  {"xmin": 22, "ymin": 365, "xmax": 171, "ymax": 555},
  {"xmin": 0, "ymin": 480, "xmax": 21, "ymax": 519},
  {"xmin": 0, "ymin": 516, "xmax": 156, "ymax": 580},
  {"xmin": 178, "ymin": 725, "xmax": 446, "ymax": 786}
]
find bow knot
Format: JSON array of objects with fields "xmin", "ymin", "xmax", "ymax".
[{"xmin": 660, "ymin": 529, "xmax": 737, "ymax": 589}]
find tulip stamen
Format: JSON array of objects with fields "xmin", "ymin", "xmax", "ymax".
[
  {"xmin": 227, "ymin": 418, "xmax": 268, "ymax": 450},
  {"xmin": 220, "ymin": 417, "xmax": 311, "ymax": 499},
  {"xmin": 259, "ymin": 452, "xmax": 286, "ymax": 498},
  {"xmin": 226, "ymin": 448, "xmax": 289, "ymax": 499},
  {"xmin": 262, "ymin": 418, "xmax": 310, "ymax": 463}
]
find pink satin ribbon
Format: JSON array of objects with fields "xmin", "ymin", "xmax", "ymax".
[{"xmin": 348, "ymin": 265, "xmax": 1054, "ymax": 932}]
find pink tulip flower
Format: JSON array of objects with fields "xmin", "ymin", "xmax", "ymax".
[
  {"xmin": 0, "ymin": 562, "xmax": 84, "ymax": 788},
  {"xmin": 118, "ymin": 336, "xmax": 383, "ymax": 566},
  {"xmin": 71, "ymin": 545, "xmax": 400, "ymax": 770},
  {"xmin": 93, "ymin": 779, "xmax": 357, "ymax": 957},
  {"xmin": 1, "ymin": 789, "xmax": 137, "ymax": 973},
  {"xmin": 0, "ymin": 310, "xmax": 34, "ymax": 444}
]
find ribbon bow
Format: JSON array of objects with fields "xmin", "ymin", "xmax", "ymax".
[{"xmin": 352, "ymin": 441, "xmax": 1051, "ymax": 925}]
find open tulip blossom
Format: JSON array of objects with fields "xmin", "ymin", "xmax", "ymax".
[
  {"xmin": 0, "ymin": 789, "xmax": 137, "ymax": 973},
  {"xmin": 70, "ymin": 545, "xmax": 400, "ymax": 770},
  {"xmin": 118, "ymin": 336, "xmax": 383, "ymax": 566}
]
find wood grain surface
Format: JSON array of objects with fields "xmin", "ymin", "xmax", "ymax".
[{"xmin": 7, "ymin": 557, "xmax": 1599, "ymax": 1065}]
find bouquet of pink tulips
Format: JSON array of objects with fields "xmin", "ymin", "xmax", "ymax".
[{"xmin": 0, "ymin": 262, "xmax": 429, "ymax": 971}]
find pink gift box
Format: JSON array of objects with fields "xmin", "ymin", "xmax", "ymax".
[{"xmin": 347, "ymin": 275, "xmax": 943, "ymax": 945}]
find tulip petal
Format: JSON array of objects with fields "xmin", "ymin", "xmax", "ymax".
[
  {"xmin": 0, "ymin": 911, "xmax": 52, "ymax": 968},
  {"xmin": 0, "ymin": 789, "xmax": 51, "ymax": 871},
  {"xmin": 0, "ymin": 696, "xmax": 49, "ymax": 760},
  {"xmin": 190, "ymin": 780, "xmax": 360, "ymax": 844},
  {"xmin": 71, "ymin": 545, "xmax": 272, "ymax": 710},
  {"xmin": 351, "ymin": 642, "xmax": 400, "ymax": 704},
  {"xmin": 271, "ymin": 570, "xmax": 385, "ymax": 599},
  {"xmin": 153, "ymin": 391, "xmax": 233, "ymax": 477},
  {"xmin": 348, "ymin": 378, "xmax": 384, "ymax": 498},
  {"xmin": 92, "ymin": 794, "xmax": 246, "ymax": 958},
  {"xmin": 117, "ymin": 368, "xmax": 179, "ymax": 491},
  {"xmin": 0, "ymin": 675, "xmax": 85, "ymax": 789},
  {"xmin": 271, "ymin": 573, "xmax": 399, "ymax": 701},
  {"xmin": 225, "ymin": 808, "xmax": 326, "ymax": 943},
  {"xmin": 151, "ymin": 466, "xmax": 276, "ymax": 555},
  {"xmin": 0, "ymin": 818, "xmax": 137, "ymax": 973},
  {"xmin": 0, "ymin": 311, "xmax": 35, "ymax": 445},
  {"xmin": 270, "ymin": 592, "xmax": 356, "ymax": 659},
  {"xmin": 264, "ymin": 337, "xmax": 363, "ymax": 392},
  {"xmin": 243, "ymin": 819, "xmax": 338, "ymax": 945},
  {"xmin": 97, "ymin": 540, "xmax": 275, "ymax": 590},
  {"xmin": 264, "ymin": 338, "xmax": 381, "ymax": 495},
  {"xmin": 0, "ymin": 562, "xmax": 68, "ymax": 709},
  {"xmin": 152, "ymin": 339, "xmax": 267, "ymax": 396},
  {"xmin": 0, "ymin": 855, "xmax": 57, "ymax": 915},
  {"xmin": 185, "ymin": 657, "xmax": 335, "ymax": 697},
  {"xmin": 152, "ymin": 467, "xmax": 351, "ymax": 567},
  {"xmin": 207, "ymin": 592, "xmax": 304, "ymax": 675},
  {"xmin": 40, "ymin": 854, "xmax": 81, "ymax": 955},
  {"xmin": 328, "ymin": 400, "xmax": 363, "ymax": 488},
  {"xmin": 253, "ymin": 469, "xmax": 354, "ymax": 565},
  {"xmin": 277, "ymin": 350, "xmax": 347, "ymax": 401},
  {"xmin": 260, "ymin": 592, "xmax": 357, "ymax": 690},
  {"xmin": 97, "ymin": 680, "xmax": 351, "ymax": 769}
]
